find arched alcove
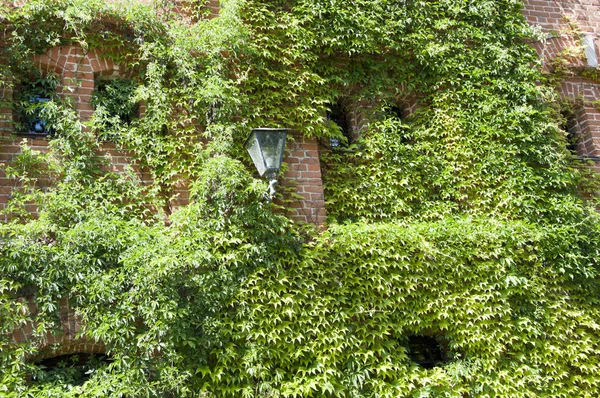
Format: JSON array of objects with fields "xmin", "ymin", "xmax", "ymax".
[{"xmin": 30, "ymin": 352, "xmax": 111, "ymax": 386}]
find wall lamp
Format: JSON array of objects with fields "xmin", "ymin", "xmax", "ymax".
[{"xmin": 245, "ymin": 128, "xmax": 288, "ymax": 199}]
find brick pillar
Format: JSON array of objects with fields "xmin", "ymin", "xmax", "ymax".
[
  {"xmin": 0, "ymin": 79, "xmax": 13, "ymax": 133},
  {"xmin": 282, "ymin": 135, "xmax": 327, "ymax": 225}
]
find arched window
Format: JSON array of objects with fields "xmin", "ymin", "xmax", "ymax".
[{"xmin": 92, "ymin": 78, "xmax": 139, "ymax": 126}]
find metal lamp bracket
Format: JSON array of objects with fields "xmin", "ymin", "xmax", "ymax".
[{"xmin": 266, "ymin": 173, "xmax": 278, "ymax": 201}]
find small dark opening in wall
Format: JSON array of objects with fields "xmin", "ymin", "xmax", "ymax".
[
  {"xmin": 406, "ymin": 335, "xmax": 447, "ymax": 369},
  {"xmin": 32, "ymin": 353, "xmax": 111, "ymax": 386},
  {"xmin": 560, "ymin": 110, "xmax": 579, "ymax": 155},
  {"xmin": 387, "ymin": 105, "xmax": 405, "ymax": 120},
  {"xmin": 326, "ymin": 100, "xmax": 352, "ymax": 148}
]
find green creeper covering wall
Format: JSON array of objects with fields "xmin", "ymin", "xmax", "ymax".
[{"xmin": 1, "ymin": 0, "xmax": 600, "ymax": 396}]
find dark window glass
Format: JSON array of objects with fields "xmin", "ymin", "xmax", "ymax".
[
  {"xmin": 387, "ymin": 105, "xmax": 405, "ymax": 120},
  {"xmin": 25, "ymin": 96, "xmax": 51, "ymax": 134}
]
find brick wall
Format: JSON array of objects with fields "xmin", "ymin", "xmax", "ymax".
[
  {"xmin": 0, "ymin": 136, "xmax": 51, "ymax": 222},
  {"xmin": 6, "ymin": 0, "xmax": 600, "ymax": 366},
  {"xmin": 0, "ymin": 42, "xmax": 327, "ymax": 225},
  {"xmin": 524, "ymin": 0, "xmax": 600, "ymax": 34},
  {"xmin": 0, "ymin": 46, "xmax": 133, "ymax": 218},
  {"xmin": 524, "ymin": 0, "xmax": 600, "ymax": 164},
  {"xmin": 282, "ymin": 135, "xmax": 327, "ymax": 225}
]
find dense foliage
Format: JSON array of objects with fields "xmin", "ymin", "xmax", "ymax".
[{"xmin": 1, "ymin": 0, "xmax": 600, "ymax": 396}]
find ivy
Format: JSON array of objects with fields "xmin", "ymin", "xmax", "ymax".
[
  {"xmin": 90, "ymin": 79, "xmax": 139, "ymax": 134},
  {"xmin": 204, "ymin": 219, "xmax": 600, "ymax": 396},
  {"xmin": 1, "ymin": 0, "xmax": 600, "ymax": 396}
]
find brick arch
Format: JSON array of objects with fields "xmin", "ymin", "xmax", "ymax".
[
  {"xmin": 33, "ymin": 46, "xmax": 94, "ymax": 82},
  {"xmin": 34, "ymin": 47, "xmax": 69, "ymax": 77},
  {"xmin": 393, "ymin": 89, "xmax": 422, "ymax": 119},
  {"xmin": 88, "ymin": 50, "xmax": 123, "ymax": 78},
  {"xmin": 31, "ymin": 46, "xmax": 124, "ymax": 122},
  {"xmin": 10, "ymin": 297, "xmax": 105, "ymax": 361},
  {"xmin": 33, "ymin": 47, "xmax": 123, "ymax": 80}
]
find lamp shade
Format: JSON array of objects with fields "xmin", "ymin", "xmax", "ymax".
[{"xmin": 245, "ymin": 128, "xmax": 288, "ymax": 177}]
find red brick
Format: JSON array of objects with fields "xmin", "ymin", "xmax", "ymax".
[
  {"xmin": 90, "ymin": 58, "xmax": 101, "ymax": 72},
  {"xmin": 299, "ymin": 171, "xmax": 322, "ymax": 179}
]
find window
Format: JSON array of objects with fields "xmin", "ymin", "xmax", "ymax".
[
  {"xmin": 561, "ymin": 110, "xmax": 579, "ymax": 156},
  {"xmin": 91, "ymin": 78, "xmax": 139, "ymax": 127},
  {"xmin": 326, "ymin": 99, "xmax": 353, "ymax": 148},
  {"xmin": 386, "ymin": 104, "xmax": 405, "ymax": 120},
  {"xmin": 15, "ymin": 76, "xmax": 58, "ymax": 136}
]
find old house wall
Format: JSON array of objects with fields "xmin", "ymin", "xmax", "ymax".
[{"xmin": 4, "ymin": 0, "xmax": 600, "ymax": 361}]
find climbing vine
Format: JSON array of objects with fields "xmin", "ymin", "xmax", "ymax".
[{"xmin": 1, "ymin": 0, "xmax": 600, "ymax": 396}]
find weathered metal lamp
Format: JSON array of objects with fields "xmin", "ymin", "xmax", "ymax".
[{"xmin": 245, "ymin": 128, "xmax": 288, "ymax": 199}]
